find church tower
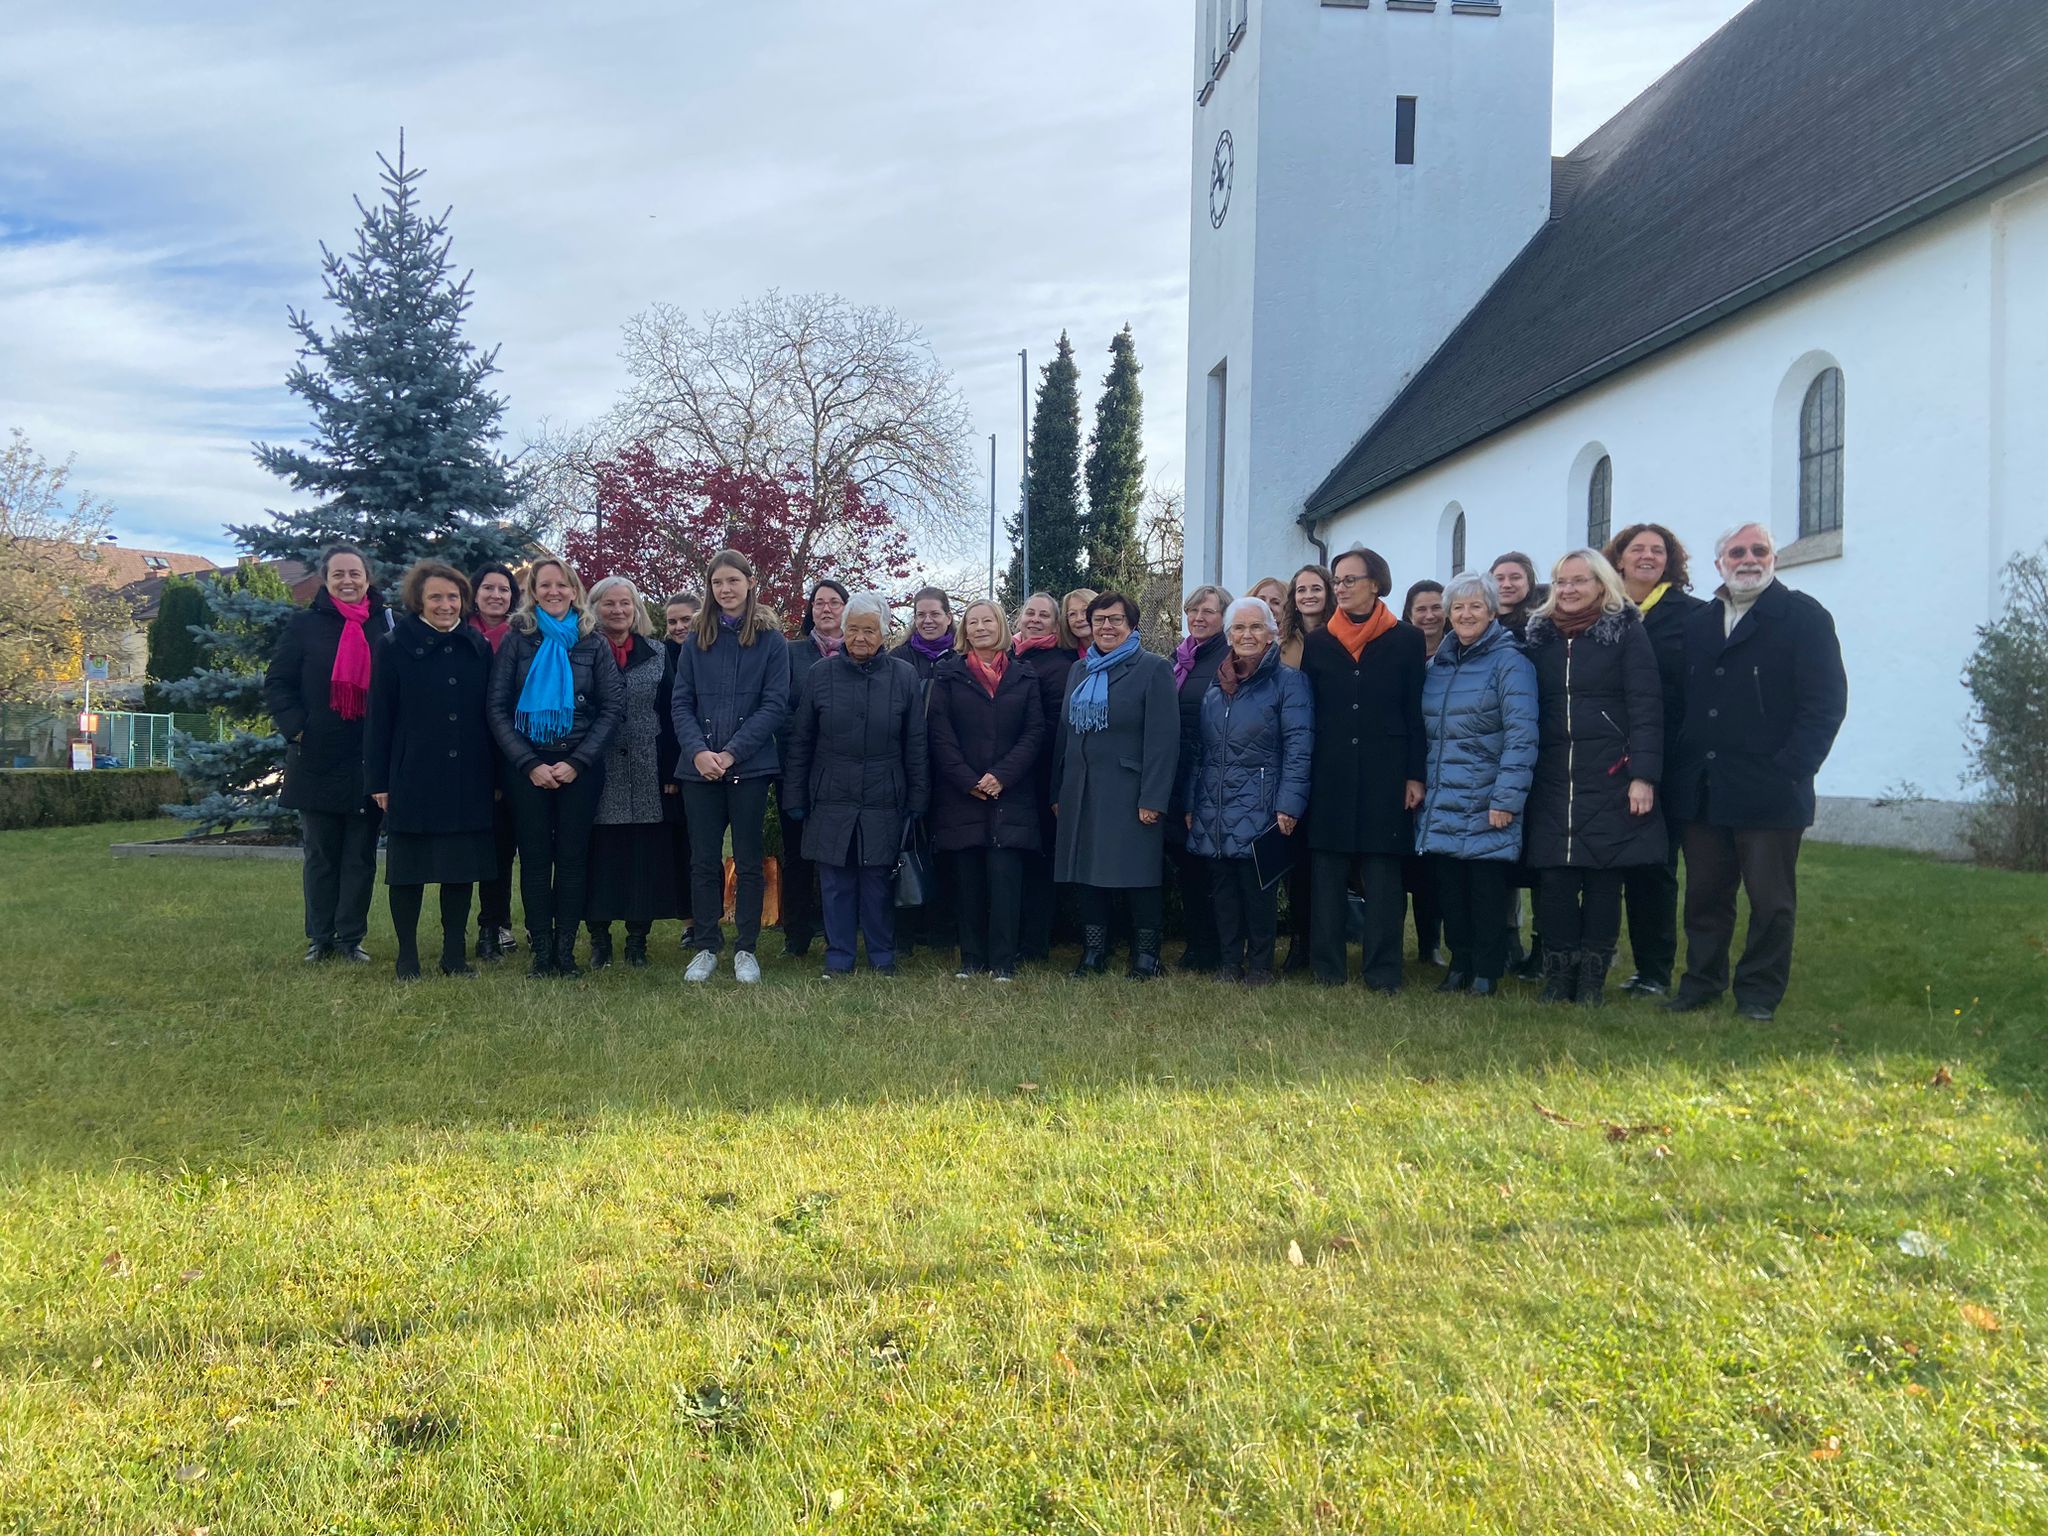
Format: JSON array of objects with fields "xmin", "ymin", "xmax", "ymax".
[{"xmin": 1183, "ymin": 0, "xmax": 1555, "ymax": 588}]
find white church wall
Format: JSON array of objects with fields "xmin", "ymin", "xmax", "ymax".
[{"xmin": 1313, "ymin": 172, "xmax": 2048, "ymax": 833}]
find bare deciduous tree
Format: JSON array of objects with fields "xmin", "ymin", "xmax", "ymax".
[
  {"xmin": 615, "ymin": 291, "xmax": 977, "ymax": 561},
  {"xmin": 0, "ymin": 429, "xmax": 133, "ymax": 706}
]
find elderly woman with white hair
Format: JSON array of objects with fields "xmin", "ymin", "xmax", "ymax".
[
  {"xmin": 1521, "ymin": 548, "xmax": 1665, "ymax": 1006},
  {"xmin": 581, "ymin": 574, "xmax": 681, "ymax": 969},
  {"xmin": 783, "ymin": 591, "xmax": 930, "ymax": 977},
  {"xmin": 1415, "ymin": 572, "xmax": 1539, "ymax": 996},
  {"xmin": 1181, "ymin": 596, "xmax": 1313, "ymax": 983}
]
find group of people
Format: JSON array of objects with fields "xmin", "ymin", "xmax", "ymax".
[{"xmin": 266, "ymin": 514, "xmax": 1845, "ymax": 1017}]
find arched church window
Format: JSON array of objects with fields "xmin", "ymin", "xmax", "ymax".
[
  {"xmin": 1586, "ymin": 455, "xmax": 1612, "ymax": 549},
  {"xmin": 1452, "ymin": 511, "xmax": 1467, "ymax": 574},
  {"xmin": 1799, "ymin": 368, "xmax": 1844, "ymax": 537}
]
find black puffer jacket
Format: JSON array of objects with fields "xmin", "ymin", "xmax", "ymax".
[
  {"xmin": 265, "ymin": 586, "xmax": 395, "ymax": 815},
  {"xmin": 363, "ymin": 614, "xmax": 496, "ymax": 835},
  {"xmin": 486, "ymin": 622, "xmax": 627, "ymax": 776},
  {"xmin": 1521, "ymin": 606, "xmax": 1666, "ymax": 870},
  {"xmin": 783, "ymin": 650, "xmax": 930, "ymax": 868},
  {"xmin": 926, "ymin": 654, "xmax": 1046, "ymax": 852},
  {"xmin": 1010, "ymin": 641, "xmax": 1078, "ymax": 820},
  {"xmin": 1169, "ymin": 632, "xmax": 1228, "ymax": 819}
]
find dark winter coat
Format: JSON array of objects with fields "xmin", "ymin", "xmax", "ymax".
[
  {"xmin": 1522, "ymin": 606, "xmax": 1666, "ymax": 869},
  {"xmin": 784, "ymin": 650, "xmax": 929, "ymax": 868},
  {"xmin": 1184, "ymin": 646, "xmax": 1314, "ymax": 861},
  {"xmin": 595, "ymin": 636, "xmax": 680, "ymax": 826},
  {"xmin": 1638, "ymin": 585, "xmax": 1709, "ymax": 760},
  {"xmin": 1169, "ymin": 632, "xmax": 1229, "ymax": 818},
  {"xmin": 1666, "ymin": 580, "xmax": 1848, "ymax": 830},
  {"xmin": 265, "ymin": 586, "xmax": 396, "ymax": 815},
  {"xmin": 776, "ymin": 631, "xmax": 839, "ymax": 764},
  {"xmin": 1052, "ymin": 648, "xmax": 1179, "ymax": 888},
  {"xmin": 1415, "ymin": 621, "xmax": 1539, "ymax": 862},
  {"xmin": 362, "ymin": 614, "xmax": 496, "ymax": 835},
  {"xmin": 486, "ymin": 622, "xmax": 627, "ymax": 776},
  {"xmin": 926, "ymin": 654, "xmax": 1047, "ymax": 853},
  {"xmin": 1011, "ymin": 641, "xmax": 1078, "ymax": 818},
  {"xmin": 670, "ymin": 624, "xmax": 791, "ymax": 782},
  {"xmin": 894, "ymin": 637, "xmax": 955, "ymax": 698},
  {"xmin": 1300, "ymin": 618, "xmax": 1428, "ymax": 856}
]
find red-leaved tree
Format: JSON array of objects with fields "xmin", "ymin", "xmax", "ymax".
[{"xmin": 561, "ymin": 442, "xmax": 918, "ymax": 625}]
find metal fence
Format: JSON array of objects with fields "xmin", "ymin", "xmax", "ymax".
[{"xmin": 0, "ymin": 708, "xmax": 221, "ymax": 769}]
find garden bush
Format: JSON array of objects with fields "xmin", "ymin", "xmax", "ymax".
[{"xmin": 0, "ymin": 768, "xmax": 186, "ymax": 830}]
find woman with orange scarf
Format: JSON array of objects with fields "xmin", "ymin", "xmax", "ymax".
[{"xmin": 1298, "ymin": 544, "xmax": 1428, "ymax": 992}]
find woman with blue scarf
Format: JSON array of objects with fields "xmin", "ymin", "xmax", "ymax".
[
  {"xmin": 1051, "ymin": 592, "xmax": 1180, "ymax": 979},
  {"xmin": 486, "ymin": 558, "xmax": 626, "ymax": 978}
]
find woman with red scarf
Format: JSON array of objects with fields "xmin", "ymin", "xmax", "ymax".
[
  {"xmin": 265, "ymin": 543, "xmax": 394, "ymax": 964},
  {"xmin": 927, "ymin": 600, "xmax": 1047, "ymax": 979},
  {"xmin": 1010, "ymin": 592, "xmax": 1078, "ymax": 961},
  {"xmin": 466, "ymin": 562, "xmax": 520, "ymax": 962}
]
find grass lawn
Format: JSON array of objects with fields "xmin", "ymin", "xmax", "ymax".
[{"xmin": 2, "ymin": 820, "xmax": 2044, "ymax": 1534}]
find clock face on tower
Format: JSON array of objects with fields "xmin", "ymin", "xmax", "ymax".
[{"xmin": 1209, "ymin": 131, "xmax": 1234, "ymax": 229}]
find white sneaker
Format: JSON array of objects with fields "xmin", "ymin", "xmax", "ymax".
[
  {"xmin": 733, "ymin": 951, "xmax": 761, "ymax": 985},
  {"xmin": 685, "ymin": 950, "xmax": 718, "ymax": 983}
]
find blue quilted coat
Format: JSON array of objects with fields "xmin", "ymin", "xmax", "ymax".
[
  {"xmin": 1415, "ymin": 621, "xmax": 1539, "ymax": 861},
  {"xmin": 1184, "ymin": 646, "xmax": 1314, "ymax": 861}
]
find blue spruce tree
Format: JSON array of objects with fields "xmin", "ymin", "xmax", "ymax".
[{"xmin": 168, "ymin": 136, "xmax": 534, "ymax": 834}]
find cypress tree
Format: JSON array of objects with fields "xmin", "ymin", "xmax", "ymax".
[
  {"xmin": 1002, "ymin": 332, "xmax": 1085, "ymax": 605},
  {"xmin": 142, "ymin": 577, "xmax": 209, "ymax": 712},
  {"xmin": 1082, "ymin": 325, "xmax": 1146, "ymax": 591}
]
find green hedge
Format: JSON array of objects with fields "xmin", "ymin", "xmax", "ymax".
[{"xmin": 0, "ymin": 769, "xmax": 188, "ymax": 831}]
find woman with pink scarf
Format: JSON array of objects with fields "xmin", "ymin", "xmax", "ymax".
[{"xmin": 264, "ymin": 543, "xmax": 393, "ymax": 964}]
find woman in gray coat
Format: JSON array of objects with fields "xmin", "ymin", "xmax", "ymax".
[
  {"xmin": 783, "ymin": 593, "xmax": 930, "ymax": 977},
  {"xmin": 1053, "ymin": 592, "xmax": 1180, "ymax": 979},
  {"xmin": 583, "ymin": 576, "xmax": 680, "ymax": 969}
]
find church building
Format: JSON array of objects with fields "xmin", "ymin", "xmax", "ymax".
[{"xmin": 1182, "ymin": 0, "xmax": 2048, "ymax": 850}]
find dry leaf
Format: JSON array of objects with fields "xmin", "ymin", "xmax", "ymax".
[
  {"xmin": 179, "ymin": 1268, "xmax": 205, "ymax": 1286},
  {"xmin": 1652, "ymin": 1144, "xmax": 1672, "ymax": 1159},
  {"xmin": 1928, "ymin": 1065, "xmax": 1953, "ymax": 1088},
  {"xmin": 1532, "ymin": 1102, "xmax": 1579, "ymax": 1127},
  {"xmin": 1809, "ymin": 1437, "xmax": 1841, "ymax": 1461},
  {"xmin": 222, "ymin": 1414, "xmax": 248, "ymax": 1434},
  {"xmin": 313, "ymin": 1376, "xmax": 337, "ymax": 1397},
  {"xmin": 1604, "ymin": 1122, "xmax": 1673, "ymax": 1142},
  {"xmin": 1287, "ymin": 1240, "xmax": 1306, "ymax": 1267},
  {"xmin": 100, "ymin": 1251, "xmax": 130, "ymax": 1277},
  {"xmin": 1960, "ymin": 1302, "xmax": 2001, "ymax": 1332},
  {"xmin": 1905, "ymin": 1382, "xmax": 1929, "ymax": 1397},
  {"xmin": 1016, "ymin": 1082, "xmax": 1041, "ymax": 1094},
  {"xmin": 1054, "ymin": 1349, "xmax": 1078, "ymax": 1375},
  {"xmin": 1326, "ymin": 1234, "xmax": 1361, "ymax": 1253}
]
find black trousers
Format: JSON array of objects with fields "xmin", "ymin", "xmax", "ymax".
[
  {"xmin": 299, "ymin": 803, "xmax": 381, "ymax": 948},
  {"xmin": 952, "ymin": 846, "xmax": 1025, "ymax": 971},
  {"xmin": 1309, "ymin": 850, "xmax": 1405, "ymax": 990},
  {"xmin": 1679, "ymin": 822, "xmax": 1805, "ymax": 1011},
  {"xmin": 681, "ymin": 775, "xmax": 771, "ymax": 954},
  {"xmin": 1168, "ymin": 838, "xmax": 1221, "ymax": 965},
  {"xmin": 504, "ymin": 757, "xmax": 604, "ymax": 943},
  {"xmin": 775, "ymin": 788, "xmax": 818, "ymax": 951},
  {"xmin": 390, "ymin": 883, "xmax": 474, "ymax": 966},
  {"xmin": 1211, "ymin": 857, "xmax": 1278, "ymax": 974},
  {"xmin": 1535, "ymin": 867, "xmax": 1625, "ymax": 953},
  {"xmin": 476, "ymin": 797, "xmax": 518, "ymax": 931},
  {"xmin": 667, "ymin": 816, "xmax": 694, "ymax": 926},
  {"xmin": 1434, "ymin": 856, "xmax": 1511, "ymax": 982},
  {"xmin": 1620, "ymin": 817, "xmax": 1682, "ymax": 986},
  {"xmin": 1078, "ymin": 884, "xmax": 1163, "ymax": 956},
  {"xmin": 1403, "ymin": 853, "xmax": 1442, "ymax": 959},
  {"xmin": 1020, "ymin": 848, "xmax": 1056, "ymax": 960}
]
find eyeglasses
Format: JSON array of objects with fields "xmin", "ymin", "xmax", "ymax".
[
  {"xmin": 1332, "ymin": 575, "xmax": 1371, "ymax": 589},
  {"xmin": 1723, "ymin": 545, "xmax": 1772, "ymax": 560}
]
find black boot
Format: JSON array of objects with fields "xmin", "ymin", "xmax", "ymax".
[
  {"xmin": 1127, "ymin": 929, "xmax": 1163, "ymax": 981},
  {"xmin": 624, "ymin": 929, "xmax": 649, "ymax": 968},
  {"xmin": 1282, "ymin": 937, "xmax": 1310, "ymax": 974},
  {"xmin": 1512, "ymin": 933, "xmax": 1547, "ymax": 982},
  {"xmin": 1536, "ymin": 947, "xmax": 1578, "ymax": 1005},
  {"xmin": 440, "ymin": 929, "xmax": 476, "ymax": 978},
  {"xmin": 1436, "ymin": 971, "xmax": 1471, "ymax": 994},
  {"xmin": 527, "ymin": 926, "xmax": 555, "ymax": 979},
  {"xmin": 1070, "ymin": 925, "xmax": 1109, "ymax": 978},
  {"xmin": 554, "ymin": 928, "xmax": 582, "ymax": 979},
  {"xmin": 587, "ymin": 924, "xmax": 613, "ymax": 970},
  {"xmin": 476, "ymin": 926, "xmax": 503, "ymax": 963},
  {"xmin": 1575, "ymin": 949, "xmax": 1612, "ymax": 1008},
  {"xmin": 394, "ymin": 945, "xmax": 422, "ymax": 982}
]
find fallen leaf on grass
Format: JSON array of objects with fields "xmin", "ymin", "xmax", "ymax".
[
  {"xmin": 222, "ymin": 1414, "xmax": 248, "ymax": 1435},
  {"xmin": 1016, "ymin": 1082, "xmax": 1041, "ymax": 1094},
  {"xmin": 1960, "ymin": 1303, "xmax": 2001, "ymax": 1332},
  {"xmin": 313, "ymin": 1376, "xmax": 337, "ymax": 1397},
  {"xmin": 1905, "ymin": 1382, "xmax": 1930, "ymax": 1397},
  {"xmin": 1532, "ymin": 1102, "xmax": 1579, "ymax": 1126},
  {"xmin": 1928, "ymin": 1065, "xmax": 1954, "ymax": 1088},
  {"xmin": 179, "ymin": 1268, "xmax": 205, "ymax": 1286},
  {"xmin": 1326, "ymin": 1234, "xmax": 1361, "ymax": 1253},
  {"xmin": 100, "ymin": 1251, "xmax": 130, "ymax": 1277},
  {"xmin": 1286, "ymin": 1240, "xmax": 1306, "ymax": 1267},
  {"xmin": 1810, "ymin": 1437, "xmax": 1841, "ymax": 1461},
  {"xmin": 1054, "ymin": 1349, "xmax": 1078, "ymax": 1376},
  {"xmin": 1604, "ymin": 1122, "xmax": 1673, "ymax": 1142}
]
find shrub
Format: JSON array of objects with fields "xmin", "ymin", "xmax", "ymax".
[
  {"xmin": 0, "ymin": 768, "xmax": 187, "ymax": 831},
  {"xmin": 1963, "ymin": 547, "xmax": 2048, "ymax": 871}
]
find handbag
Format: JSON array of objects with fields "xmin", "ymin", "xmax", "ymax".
[{"xmin": 893, "ymin": 819, "xmax": 935, "ymax": 909}]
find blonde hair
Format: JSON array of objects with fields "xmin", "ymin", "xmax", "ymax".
[
  {"xmin": 1057, "ymin": 587, "xmax": 1099, "ymax": 649},
  {"xmin": 958, "ymin": 598, "xmax": 1011, "ymax": 654},
  {"xmin": 587, "ymin": 574, "xmax": 656, "ymax": 639},
  {"xmin": 1535, "ymin": 548, "xmax": 1629, "ymax": 620},
  {"xmin": 690, "ymin": 549, "xmax": 776, "ymax": 648},
  {"xmin": 511, "ymin": 557, "xmax": 595, "ymax": 635}
]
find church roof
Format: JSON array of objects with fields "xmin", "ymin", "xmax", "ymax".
[{"xmin": 1303, "ymin": 0, "xmax": 2048, "ymax": 523}]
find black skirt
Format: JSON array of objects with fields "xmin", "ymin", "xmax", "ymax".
[
  {"xmin": 586, "ymin": 823, "xmax": 681, "ymax": 925},
  {"xmin": 384, "ymin": 828, "xmax": 497, "ymax": 886}
]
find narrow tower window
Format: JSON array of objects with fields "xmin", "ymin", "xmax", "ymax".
[
  {"xmin": 1587, "ymin": 455, "xmax": 1612, "ymax": 548},
  {"xmin": 1395, "ymin": 97, "xmax": 1418, "ymax": 165},
  {"xmin": 1205, "ymin": 361, "xmax": 1228, "ymax": 584}
]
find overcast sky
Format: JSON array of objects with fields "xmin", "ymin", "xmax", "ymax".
[{"xmin": 0, "ymin": 0, "xmax": 1749, "ymax": 563}]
